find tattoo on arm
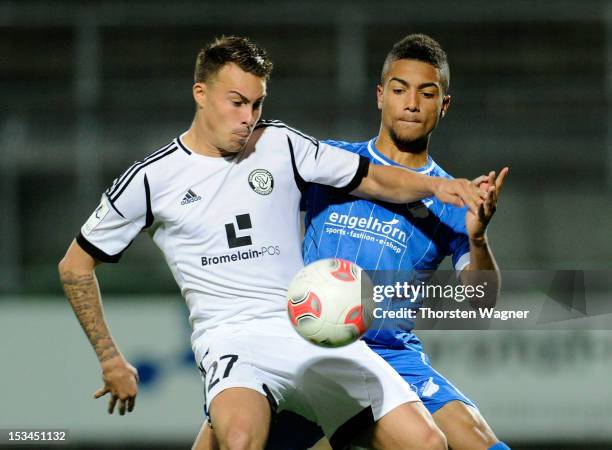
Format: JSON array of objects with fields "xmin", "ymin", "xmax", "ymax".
[{"xmin": 60, "ymin": 271, "xmax": 119, "ymax": 363}]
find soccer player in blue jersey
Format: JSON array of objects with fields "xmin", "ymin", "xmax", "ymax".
[{"xmin": 297, "ymin": 34, "xmax": 509, "ymax": 450}]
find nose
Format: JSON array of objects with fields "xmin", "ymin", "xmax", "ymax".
[
  {"xmin": 241, "ymin": 110, "xmax": 252, "ymax": 127},
  {"xmin": 241, "ymin": 106, "xmax": 258, "ymax": 128},
  {"xmin": 406, "ymin": 89, "xmax": 419, "ymax": 112}
]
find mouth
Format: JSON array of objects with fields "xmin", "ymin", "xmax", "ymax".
[{"xmin": 234, "ymin": 131, "xmax": 251, "ymax": 139}]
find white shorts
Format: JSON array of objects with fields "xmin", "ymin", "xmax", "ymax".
[{"xmin": 193, "ymin": 324, "xmax": 419, "ymax": 439}]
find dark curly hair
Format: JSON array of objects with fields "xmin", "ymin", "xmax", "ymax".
[{"xmin": 381, "ymin": 34, "xmax": 450, "ymax": 93}]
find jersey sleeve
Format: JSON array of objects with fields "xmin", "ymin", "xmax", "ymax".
[
  {"xmin": 76, "ymin": 169, "xmax": 153, "ymax": 263},
  {"xmin": 287, "ymin": 131, "xmax": 369, "ymax": 193}
]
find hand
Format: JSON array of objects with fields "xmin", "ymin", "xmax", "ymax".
[
  {"xmin": 94, "ymin": 356, "xmax": 139, "ymax": 415},
  {"xmin": 466, "ymin": 167, "xmax": 509, "ymax": 240},
  {"xmin": 432, "ymin": 178, "xmax": 487, "ymax": 215}
]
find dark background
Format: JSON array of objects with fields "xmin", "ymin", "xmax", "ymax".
[{"xmin": 1, "ymin": 1, "xmax": 611, "ymax": 448}]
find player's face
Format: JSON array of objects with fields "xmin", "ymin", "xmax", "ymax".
[
  {"xmin": 377, "ymin": 59, "xmax": 450, "ymax": 148},
  {"xmin": 196, "ymin": 63, "xmax": 266, "ymax": 154}
]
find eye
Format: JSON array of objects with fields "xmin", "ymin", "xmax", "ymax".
[
  {"xmin": 232, "ymin": 100, "xmax": 242, "ymax": 107},
  {"xmin": 422, "ymin": 92, "xmax": 435, "ymax": 99},
  {"xmin": 392, "ymin": 89, "xmax": 404, "ymax": 94}
]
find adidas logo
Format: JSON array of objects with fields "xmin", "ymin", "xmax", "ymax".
[{"xmin": 181, "ymin": 189, "xmax": 202, "ymax": 205}]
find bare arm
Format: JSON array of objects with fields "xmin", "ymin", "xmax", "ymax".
[
  {"xmin": 352, "ymin": 163, "xmax": 485, "ymax": 215},
  {"xmin": 460, "ymin": 236, "xmax": 501, "ymax": 309},
  {"xmin": 58, "ymin": 240, "xmax": 138, "ymax": 415},
  {"xmin": 459, "ymin": 168, "xmax": 509, "ymax": 308},
  {"xmin": 59, "ymin": 241, "xmax": 118, "ymax": 362}
]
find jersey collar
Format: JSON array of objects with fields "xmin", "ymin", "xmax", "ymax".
[
  {"xmin": 367, "ymin": 138, "xmax": 436, "ymax": 174},
  {"xmin": 176, "ymin": 132, "xmax": 238, "ymax": 162}
]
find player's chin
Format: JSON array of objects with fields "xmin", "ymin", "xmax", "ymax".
[
  {"xmin": 225, "ymin": 139, "xmax": 247, "ymax": 153},
  {"xmin": 394, "ymin": 122, "xmax": 427, "ymax": 135},
  {"xmin": 392, "ymin": 130, "xmax": 424, "ymax": 146}
]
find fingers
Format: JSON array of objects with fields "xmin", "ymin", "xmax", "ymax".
[
  {"xmin": 479, "ymin": 167, "xmax": 507, "ymax": 217},
  {"xmin": 435, "ymin": 190, "xmax": 464, "ymax": 209},
  {"xmin": 440, "ymin": 180, "xmax": 482, "ymax": 214},
  {"xmin": 106, "ymin": 394, "xmax": 136, "ymax": 415},
  {"xmin": 128, "ymin": 395, "xmax": 136, "ymax": 413},
  {"xmin": 94, "ymin": 387, "xmax": 110, "ymax": 399},
  {"xmin": 478, "ymin": 201, "xmax": 487, "ymax": 224},
  {"xmin": 108, "ymin": 395, "xmax": 118, "ymax": 414},
  {"xmin": 471, "ymin": 175, "xmax": 489, "ymax": 187},
  {"xmin": 488, "ymin": 170, "xmax": 495, "ymax": 185},
  {"xmin": 461, "ymin": 180, "xmax": 485, "ymax": 215},
  {"xmin": 477, "ymin": 184, "xmax": 498, "ymax": 226},
  {"xmin": 98, "ymin": 361, "xmax": 139, "ymax": 416},
  {"xmin": 489, "ymin": 185, "xmax": 497, "ymax": 208},
  {"xmin": 495, "ymin": 167, "xmax": 509, "ymax": 192},
  {"xmin": 94, "ymin": 385, "xmax": 124, "ymax": 415},
  {"xmin": 447, "ymin": 194, "xmax": 465, "ymax": 209},
  {"xmin": 475, "ymin": 181, "xmax": 488, "ymax": 201}
]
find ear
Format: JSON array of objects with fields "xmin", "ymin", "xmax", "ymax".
[
  {"xmin": 376, "ymin": 84, "xmax": 384, "ymax": 111},
  {"xmin": 193, "ymin": 82, "xmax": 207, "ymax": 109},
  {"xmin": 440, "ymin": 94, "xmax": 451, "ymax": 118}
]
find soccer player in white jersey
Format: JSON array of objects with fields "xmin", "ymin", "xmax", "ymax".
[{"xmin": 59, "ymin": 36, "xmax": 488, "ymax": 450}]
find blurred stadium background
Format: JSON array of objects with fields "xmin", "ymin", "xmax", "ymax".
[{"xmin": 1, "ymin": 0, "xmax": 612, "ymax": 448}]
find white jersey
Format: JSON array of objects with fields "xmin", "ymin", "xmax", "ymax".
[{"xmin": 78, "ymin": 120, "xmax": 369, "ymax": 344}]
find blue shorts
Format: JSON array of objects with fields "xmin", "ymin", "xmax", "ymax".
[
  {"xmin": 370, "ymin": 335, "xmax": 476, "ymax": 415},
  {"xmin": 266, "ymin": 333, "xmax": 476, "ymax": 449}
]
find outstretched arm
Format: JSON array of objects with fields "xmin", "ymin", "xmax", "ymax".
[
  {"xmin": 58, "ymin": 240, "xmax": 138, "ymax": 415},
  {"xmin": 352, "ymin": 163, "xmax": 486, "ymax": 215},
  {"xmin": 460, "ymin": 168, "xmax": 509, "ymax": 308}
]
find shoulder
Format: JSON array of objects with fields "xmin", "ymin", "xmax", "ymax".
[
  {"xmin": 126, "ymin": 139, "xmax": 187, "ymax": 172},
  {"xmin": 254, "ymin": 119, "xmax": 318, "ymax": 146},
  {"xmin": 322, "ymin": 139, "xmax": 370, "ymax": 157},
  {"xmin": 105, "ymin": 139, "xmax": 185, "ymax": 200},
  {"xmin": 428, "ymin": 158, "xmax": 453, "ymax": 179}
]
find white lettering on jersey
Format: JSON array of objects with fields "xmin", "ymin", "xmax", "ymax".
[{"xmin": 325, "ymin": 212, "xmax": 408, "ymax": 245}]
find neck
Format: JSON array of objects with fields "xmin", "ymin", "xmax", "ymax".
[
  {"xmin": 182, "ymin": 116, "xmax": 230, "ymax": 158},
  {"xmin": 374, "ymin": 129, "xmax": 430, "ymax": 169}
]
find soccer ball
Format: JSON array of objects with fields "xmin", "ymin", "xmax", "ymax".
[{"xmin": 287, "ymin": 258, "xmax": 374, "ymax": 347}]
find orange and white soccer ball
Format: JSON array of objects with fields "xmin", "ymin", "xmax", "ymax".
[{"xmin": 287, "ymin": 258, "xmax": 374, "ymax": 347}]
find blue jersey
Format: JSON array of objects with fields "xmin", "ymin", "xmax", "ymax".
[{"xmin": 303, "ymin": 138, "xmax": 471, "ymax": 347}]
